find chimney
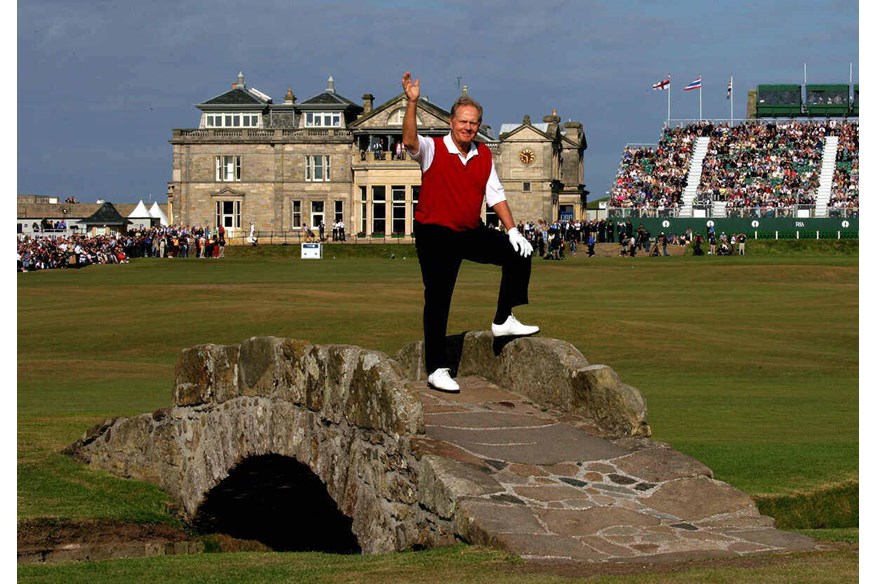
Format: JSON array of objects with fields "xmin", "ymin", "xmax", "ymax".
[
  {"xmin": 563, "ymin": 121, "xmax": 582, "ymax": 143},
  {"xmin": 232, "ymin": 72, "xmax": 245, "ymax": 90},
  {"xmin": 362, "ymin": 93, "xmax": 374, "ymax": 113},
  {"xmin": 544, "ymin": 108, "xmax": 560, "ymax": 138},
  {"xmin": 285, "ymin": 88, "xmax": 296, "ymax": 104},
  {"xmin": 543, "ymin": 108, "xmax": 560, "ymax": 124},
  {"xmin": 326, "ymin": 76, "xmax": 335, "ymax": 93}
]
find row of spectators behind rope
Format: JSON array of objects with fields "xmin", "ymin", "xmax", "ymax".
[
  {"xmin": 17, "ymin": 225, "xmax": 227, "ymax": 272},
  {"xmin": 830, "ymin": 122, "xmax": 858, "ymax": 215},
  {"xmin": 512, "ymin": 219, "xmax": 688, "ymax": 260},
  {"xmin": 18, "ymin": 234, "xmax": 129, "ymax": 272},
  {"xmin": 609, "ymin": 122, "xmax": 715, "ymax": 214},
  {"xmin": 696, "ymin": 121, "xmax": 826, "ymax": 217}
]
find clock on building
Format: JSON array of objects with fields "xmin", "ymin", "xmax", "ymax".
[{"xmin": 519, "ymin": 148, "xmax": 535, "ymax": 164}]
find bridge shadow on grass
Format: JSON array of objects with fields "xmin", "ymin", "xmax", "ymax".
[{"xmin": 192, "ymin": 454, "xmax": 361, "ymax": 553}]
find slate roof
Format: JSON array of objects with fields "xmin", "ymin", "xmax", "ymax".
[
  {"xmin": 202, "ymin": 88, "xmax": 266, "ymax": 106},
  {"xmin": 81, "ymin": 203, "xmax": 131, "ymax": 226}
]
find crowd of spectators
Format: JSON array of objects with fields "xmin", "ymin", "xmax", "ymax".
[
  {"xmin": 829, "ymin": 122, "xmax": 859, "ymax": 215},
  {"xmin": 609, "ymin": 122, "xmax": 714, "ymax": 216},
  {"xmin": 609, "ymin": 119, "xmax": 859, "ymax": 219},
  {"xmin": 696, "ymin": 121, "xmax": 824, "ymax": 217},
  {"xmin": 17, "ymin": 234, "xmax": 129, "ymax": 271},
  {"xmin": 17, "ymin": 225, "xmax": 228, "ymax": 272}
]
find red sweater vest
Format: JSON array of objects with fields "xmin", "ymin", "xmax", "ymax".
[{"xmin": 416, "ymin": 138, "xmax": 491, "ymax": 231}]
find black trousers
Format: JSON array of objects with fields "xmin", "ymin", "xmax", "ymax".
[{"xmin": 414, "ymin": 220, "xmax": 532, "ymax": 374}]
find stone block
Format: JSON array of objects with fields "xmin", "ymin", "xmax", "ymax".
[
  {"xmin": 173, "ymin": 343, "xmax": 239, "ymax": 406},
  {"xmin": 644, "ymin": 477, "xmax": 759, "ymax": 522},
  {"xmin": 613, "ymin": 447, "xmax": 714, "ymax": 482}
]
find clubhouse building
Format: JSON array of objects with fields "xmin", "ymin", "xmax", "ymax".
[{"xmin": 167, "ymin": 73, "xmax": 587, "ymax": 239}]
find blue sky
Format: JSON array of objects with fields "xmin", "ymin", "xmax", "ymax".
[{"xmin": 17, "ymin": 0, "xmax": 859, "ymax": 208}]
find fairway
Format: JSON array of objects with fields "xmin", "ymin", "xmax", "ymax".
[{"xmin": 17, "ymin": 244, "xmax": 858, "ymax": 537}]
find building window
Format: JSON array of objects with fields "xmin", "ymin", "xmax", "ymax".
[
  {"xmin": 522, "ymin": 181, "xmax": 531, "ymax": 192},
  {"xmin": 485, "ymin": 205, "xmax": 498, "ymax": 228},
  {"xmin": 360, "ymin": 187, "xmax": 367, "ymax": 234},
  {"xmin": 392, "ymin": 186, "xmax": 406, "ymax": 235},
  {"xmin": 292, "ymin": 200, "xmax": 302, "ymax": 229},
  {"xmin": 215, "ymin": 200, "xmax": 241, "ymax": 229},
  {"xmin": 334, "ymin": 201, "xmax": 343, "ymax": 223},
  {"xmin": 411, "ymin": 186, "xmax": 419, "ymax": 220},
  {"xmin": 305, "ymin": 155, "xmax": 331, "ymax": 182},
  {"xmin": 305, "ymin": 112, "xmax": 341, "ymax": 127},
  {"xmin": 215, "ymin": 156, "xmax": 241, "ymax": 182},
  {"xmin": 205, "ymin": 113, "xmax": 260, "ymax": 128},
  {"xmin": 311, "ymin": 201, "xmax": 325, "ymax": 231},
  {"xmin": 372, "ymin": 186, "xmax": 386, "ymax": 234}
]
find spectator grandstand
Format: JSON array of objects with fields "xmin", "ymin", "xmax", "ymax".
[{"xmin": 608, "ymin": 119, "xmax": 858, "ymax": 220}]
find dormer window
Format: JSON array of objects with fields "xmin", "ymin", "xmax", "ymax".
[
  {"xmin": 205, "ymin": 113, "xmax": 262, "ymax": 128},
  {"xmin": 305, "ymin": 112, "xmax": 341, "ymax": 127}
]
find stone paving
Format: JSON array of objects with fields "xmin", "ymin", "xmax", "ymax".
[{"xmin": 412, "ymin": 375, "xmax": 818, "ymax": 563}]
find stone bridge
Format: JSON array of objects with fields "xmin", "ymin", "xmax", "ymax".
[{"xmin": 67, "ymin": 333, "xmax": 815, "ymax": 562}]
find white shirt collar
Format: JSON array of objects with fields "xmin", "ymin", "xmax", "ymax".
[{"xmin": 443, "ymin": 133, "xmax": 479, "ymax": 161}]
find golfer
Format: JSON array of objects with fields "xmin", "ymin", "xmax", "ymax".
[{"xmin": 402, "ymin": 71, "xmax": 539, "ymax": 393}]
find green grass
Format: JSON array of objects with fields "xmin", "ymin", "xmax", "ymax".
[
  {"xmin": 18, "ymin": 543, "xmax": 859, "ymax": 584},
  {"xmin": 755, "ymin": 481, "xmax": 858, "ymax": 529},
  {"xmin": 16, "ymin": 243, "xmax": 858, "ymax": 578}
]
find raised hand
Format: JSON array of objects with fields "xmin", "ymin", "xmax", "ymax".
[{"xmin": 402, "ymin": 71, "xmax": 420, "ymax": 102}]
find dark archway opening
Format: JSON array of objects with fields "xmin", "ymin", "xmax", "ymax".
[{"xmin": 192, "ymin": 454, "xmax": 361, "ymax": 553}]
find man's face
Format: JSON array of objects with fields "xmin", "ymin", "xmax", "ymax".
[{"xmin": 450, "ymin": 105, "xmax": 481, "ymax": 152}]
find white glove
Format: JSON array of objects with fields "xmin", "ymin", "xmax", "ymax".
[{"xmin": 507, "ymin": 227, "xmax": 533, "ymax": 258}]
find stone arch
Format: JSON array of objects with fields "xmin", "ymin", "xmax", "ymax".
[
  {"xmin": 66, "ymin": 337, "xmax": 448, "ymax": 554},
  {"xmin": 192, "ymin": 454, "xmax": 360, "ymax": 553}
]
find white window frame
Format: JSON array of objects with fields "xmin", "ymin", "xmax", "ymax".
[
  {"xmin": 305, "ymin": 155, "xmax": 331, "ymax": 182},
  {"xmin": 215, "ymin": 200, "xmax": 241, "ymax": 229},
  {"xmin": 304, "ymin": 111, "xmax": 341, "ymax": 128},
  {"xmin": 205, "ymin": 113, "xmax": 261, "ymax": 128},
  {"xmin": 215, "ymin": 155, "xmax": 241, "ymax": 182},
  {"xmin": 292, "ymin": 200, "xmax": 302, "ymax": 229}
]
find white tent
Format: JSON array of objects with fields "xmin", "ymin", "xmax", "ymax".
[
  {"xmin": 148, "ymin": 202, "xmax": 169, "ymax": 226},
  {"xmin": 127, "ymin": 200, "xmax": 152, "ymax": 230}
]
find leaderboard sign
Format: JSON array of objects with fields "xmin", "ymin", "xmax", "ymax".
[{"xmin": 301, "ymin": 243, "xmax": 322, "ymax": 259}]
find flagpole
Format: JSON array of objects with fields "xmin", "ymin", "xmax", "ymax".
[
  {"xmin": 699, "ymin": 77, "xmax": 703, "ymax": 121},
  {"xmin": 730, "ymin": 75, "xmax": 734, "ymax": 125},
  {"xmin": 668, "ymin": 76, "xmax": 671, "ymax": 122}
]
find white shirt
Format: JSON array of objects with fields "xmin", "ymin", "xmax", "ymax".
[{"xmin": 408, "ymin": 134, "xmax": 507, "ymax": 207}]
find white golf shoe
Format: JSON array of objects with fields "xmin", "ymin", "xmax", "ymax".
[
  {"xmin": 491, "ymin": 314, "xmax": 540, "ymax": 338},
  {"xmin": 427, "ymin": 368, "xmax": 460, "ymax": 393}
]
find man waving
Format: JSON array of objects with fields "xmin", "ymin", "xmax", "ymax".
[{"xmin": 402, "ymin": 71, "xmax": 539, "ymax": 393}]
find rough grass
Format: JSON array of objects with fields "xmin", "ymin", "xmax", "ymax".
[{"xmin": 755, "ymin": 481, "xmax": 858, "ymax": 529}]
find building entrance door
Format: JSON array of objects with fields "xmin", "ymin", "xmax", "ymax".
[{"xmin": 311, "ymin": 201, "xmax": 325, "ymax": 233}]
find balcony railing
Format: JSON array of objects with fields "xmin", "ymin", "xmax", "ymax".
[{"xmin": 175, "ymin": 128, "xmax": 353, "ymax": 140}]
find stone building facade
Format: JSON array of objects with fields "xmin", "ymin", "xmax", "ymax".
[{"xmin": 168, "ymin": 73, "xmax": 587, "ymax": 239}]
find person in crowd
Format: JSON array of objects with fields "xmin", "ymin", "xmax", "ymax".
[{"xmin": 402, "ymin": 70, "xmax": 537, "ymax": 393}]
